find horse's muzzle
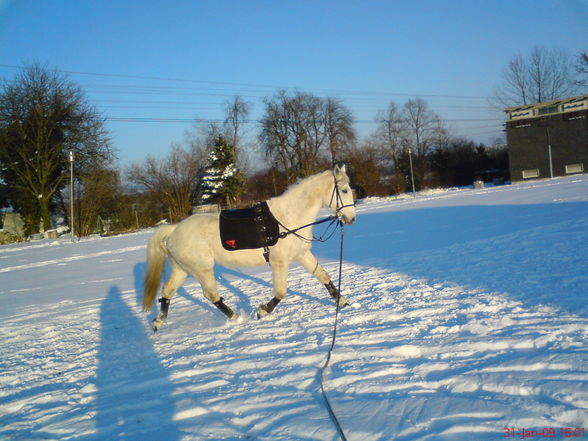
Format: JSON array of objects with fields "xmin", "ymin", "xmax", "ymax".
[{"xmin": 341, "ymin": 213, "xmax": 356, "ymax": 225}]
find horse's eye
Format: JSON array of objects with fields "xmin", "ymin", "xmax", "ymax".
[{"xmin": 342, "ymin": 189, "xmax": 348, "ymax": 194}]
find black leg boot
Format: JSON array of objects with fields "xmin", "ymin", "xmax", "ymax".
[
  {"xmin": 214, "ymin": 297, "xmax": 236, "ymax": 320},
  {"xmin": 159, "ymin": 297, "xmax": 171, "ymax": 318},
  {"xmin": 152, "ymin": 297, "xmax": 171, "ymax": 332}
]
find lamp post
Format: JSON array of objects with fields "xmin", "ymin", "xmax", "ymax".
[
  {"xmin": 69, "ymin": 151, "xmax": 75, "ymax": 242},
  {"xmin": 546, "ymin": 126, "xmax": 553, "ymax": 179},
  {"xmin": 408, "ymin": 147, "xmax": 416, "ymax": 197}
]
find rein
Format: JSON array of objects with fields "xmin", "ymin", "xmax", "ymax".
[
  {"xmin": 319, "ymin": 221, "xmax": 349, "ymax": 441},
  {"xmin": 275, "ymin": 214, "xmax": 340, "ymax": 243}
]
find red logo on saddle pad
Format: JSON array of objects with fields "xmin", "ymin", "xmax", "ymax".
[{"xmin": 225, "ymin": 239, "xmax": 236, "ymax": 249}]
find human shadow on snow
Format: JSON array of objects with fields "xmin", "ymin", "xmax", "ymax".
[
  {"xmin": 132, "ymin": 262, "xmax": 146, "ymax": 307},
  {"xmin": 90, "ymin": 285, "xmax": 182, "ymax": 441},
  {"xmin": 313, "ymin": 201, "xmax": 588, "ymax": 318}
]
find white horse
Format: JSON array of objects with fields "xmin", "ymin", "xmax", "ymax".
[{"xmin": 143, "ymin": 164, "xmax": 356, "ymax": 331}]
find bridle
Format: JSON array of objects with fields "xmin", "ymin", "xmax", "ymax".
[{"xmin": 328, "ymin": 171, "xmax": 355, "ymax": 219}]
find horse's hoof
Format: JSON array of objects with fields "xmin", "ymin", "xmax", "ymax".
[
  {"xmin": 336, "ymin": 296, "xmax": 349, "ymax": 308},
  {"xmin": 257, "ymin": 305, "xmax": 270, "ymax": 320},
  {"xmin": 152, "ymin": 318, "xmax": 164, "ymax": 332},
  {"xmin": 227, "ymin": 313, "xmax": 247, "ymax": 324}
]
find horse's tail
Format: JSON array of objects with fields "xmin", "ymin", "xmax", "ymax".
[{"xmin": 143, "ymin": 224, "xmax": 177, "ymax": 312}]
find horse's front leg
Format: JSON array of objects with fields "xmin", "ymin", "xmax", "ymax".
[
  {"xmin": 296, "ymin": 250, "xmax": 348, "ymax": 307},
  {"xmin": 257, "ymin": 261, "xmax": 288, "ymax": 319}
]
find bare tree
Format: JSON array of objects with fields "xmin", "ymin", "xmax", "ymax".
[
  {"xmin": 500, "ymin": 54, "xmax": 530, "ymax": 106},
  {"xmin": 259, "ymin": 91, "xmax": 355, "ymax": 182},
  {"xmin": 126, "ymin": 144, "xmax": 206, "ymax": 223},
  {"xmin": 184, "ymin": 96, "xmax": 252, "ymax": 174},
  {"xmin": 494, "ymin": 47, "xmax": 580, "ymax": 107},
  {"xmin": 575, "ymin": 51, "xmax": 588, "ymax": 90},
  {"xmin": 75, "ymin": 166, "xmax": 127, "ymax": 236},
  {"xmin": 372, "ymin": 101, "xmax": 407, "ymax": 169},
  {"xmin": 403, "ymin": 98, "xmax": 443, "ymax": 158},
  {"xmin": 261, "ymin": 91, "xmax": 319, "ymax": 181},
  {"xmin": 0, "ymin": 64, "xmax": 112, "ymax": 234},
  {"xmin": 341, "ymin": 144, "xmax": 388, "ymax": 196},
  {"xmin": 324, "ymin": 97, "xmax": 356, "ymax": 164},
  {"xmin": 224, "ymin": 96, "xmax": 251, "ymax": 149},
  {"xmin": 402, "ymin": 98, "xmax": 447, "ymax": 189}
]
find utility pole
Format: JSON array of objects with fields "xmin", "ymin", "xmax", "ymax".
[
  {"xmin": 408, "ymin": 147, "xmax": 416, "ymax": 197},
  {"xmin": 69, "ymin": 151, "xmax": 75, "ymax": 242}
]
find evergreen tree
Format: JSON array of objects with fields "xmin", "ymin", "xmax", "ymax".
[{"xmin": 198, "ymin": 136, "xmax": 246, "ymax": 207}]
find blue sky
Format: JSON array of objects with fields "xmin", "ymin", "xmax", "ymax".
[{"xmin": 1, "ymin": 0, "xmax": 587, "ymax": 166}]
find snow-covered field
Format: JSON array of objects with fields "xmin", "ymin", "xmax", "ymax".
[{"xmin": 1, "ymin": 176, "xmax": 587, "ymax": 441}]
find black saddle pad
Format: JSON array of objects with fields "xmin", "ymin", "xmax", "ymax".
[{"xmin": 219, "ymin": 201, "xmax": 280, "ymax": 251}]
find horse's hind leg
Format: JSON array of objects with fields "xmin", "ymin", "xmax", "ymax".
[
  {"xmin": 296, "ymin": 250, "xmax": 348, "ymax": 307},
  {"xmin": 152, "ymin": 260, "xmax": 187, "ymax": 332},
  {"xmin": 195, "ymin": 268, "xmax": 237, "ymax": 320}
]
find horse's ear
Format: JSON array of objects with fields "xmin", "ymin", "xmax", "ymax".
[{"xmin": 334, "ymin": 164, "xmax": 346, "ymax": 176}]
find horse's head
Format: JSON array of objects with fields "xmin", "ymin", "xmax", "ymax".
[{"xmin": 328, "ymin": 164, "xmax": 356, "ymax": 225}]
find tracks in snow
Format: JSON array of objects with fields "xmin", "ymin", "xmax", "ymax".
[{"xmin": 1, "ymin": 261, "xmax": 587, "ymax": 440}]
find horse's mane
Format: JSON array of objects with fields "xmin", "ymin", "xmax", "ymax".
[
  {"xmin": 281, "ymin": 170, "xmax": 332, "ymax": 197},
  {"xmin": 270, "ymin": 169, "xmax": 349, "ymax": 208}
]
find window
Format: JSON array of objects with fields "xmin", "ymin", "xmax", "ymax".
[
  {"xmin": 565, "ymin": 163, "xmax": 584, "ymax": 174},
  {"xmin": 538, "ymin": 104, "xmax": 559, "ymax": 115},
  {"xmin": 522, "ymin": 169, "xmax": 540, "ymax": 179}
]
